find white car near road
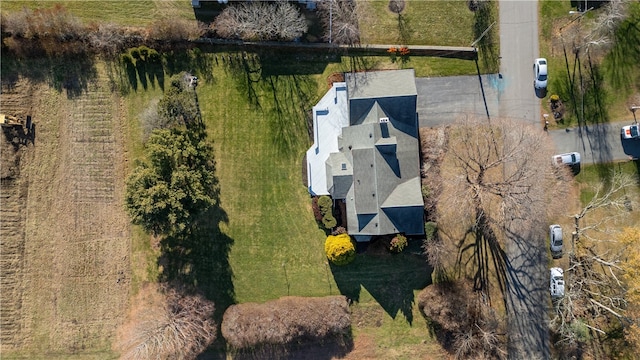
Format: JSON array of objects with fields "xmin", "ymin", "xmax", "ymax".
[
  {"xmin": 621, "ymin": 123, "xmax": 640, "ymax": 139},
  {"xmin": 549, "ymin": 224, "xmax": 563, "ymax": 258},
  {"xmin": 550, "ymin": 267, "xmax": 565, "ymax": 298},
  {"xmin": 534, "ymin": 58, "xmax": 548, "ymax": 89},
  {"xmin": 552, "ymin": 152, "xmax": 581, "ymax": 166}
]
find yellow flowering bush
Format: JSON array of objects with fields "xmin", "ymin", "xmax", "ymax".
[{"xmin": 324, "ymin": 233, "xmax": 355, "ymax": 265}]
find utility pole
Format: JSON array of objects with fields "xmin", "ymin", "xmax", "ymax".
[
  {"xmin": 329, "ymin": 0, "xmax": 333, "ymax": 44},
  {"xmin": 630, "ymin": 105, "xmax": 639, "ymax": 124}
]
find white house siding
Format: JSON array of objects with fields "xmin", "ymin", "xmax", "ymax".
[{"xmin": 306, "ymin": 82, "xmax": 348, "ymax": 195}]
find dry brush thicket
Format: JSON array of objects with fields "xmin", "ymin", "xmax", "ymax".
[
  {"xmin": 212, "ymin": 1, "xmax": 307, "ymax": 41},
  {"xmin": 418, "ymin": 280, "xmax": 506, "ymax": 360},
  {"xmin": 221, "ymin": 296, "xmax": 351, "ymax": 349},
  {"xmin": 1, "ymin": 6, "xmax": 204, "ymax": 57},
  {"xmin": 115, "ymin": 284, "xmax": 216, "ymax": 360},
  {"xmin": 550, "ymin": 172, "xmax": 639, "ymax": 357}
]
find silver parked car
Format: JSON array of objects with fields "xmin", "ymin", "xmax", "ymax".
[
  {"xmin": 534, "ymin": 58, "xmax": 548, "ymax": 89},
  {"xmin": 549, "ymin": 224, "xmax": 563, "ymax": 258},
  {"xmin": 550, "ymin": 267, "xmax": 565, "ymax": 298}
]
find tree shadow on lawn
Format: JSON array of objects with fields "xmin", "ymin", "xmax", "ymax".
[
  {"xmin": 603, "ymin": 9, "xmax": 640, "ymax": 91},
  {"xmin": 224, "ymin": 50, "xmax": 322, "ymax": 155},
  {"xmin": 330, "ymin": 240, "xmax": 432, "ymax": 325},
  {"xmin": 158, "ymin": 204, "xmax": 235, "ymax": 322},
  {"xmin": 556, "ymin": 41, "xmax": 614, "ymax": 179},
  {"xmin": 122, "ymin": 47, "xmax": 215, "ymax": 93},
  {"xmin": 473, "ymin": 1, "xmax": 499, "ymax": 73},
  {"xmin": 1, "ymin": 53, "xmax": 97, "ymax": 99}
]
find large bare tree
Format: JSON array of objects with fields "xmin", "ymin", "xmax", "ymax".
[
  {"xmin": 424, "ymin": 117, "xmax": 572, "ymax": 359},
  {"xmin": 213, "ymin": 1, "xmax": 308, "ymax": 41},
  {"xmin": 316, "ymin": 0, "xmax": 361, "ymax": 45},
  {"xmin": 435, "ymin": 117, "xmax": 571, "ymax": 295}
]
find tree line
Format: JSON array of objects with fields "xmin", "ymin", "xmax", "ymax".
[{"xmin": 1, "ymin": 0, "xmax": 362, "ymax": 58}]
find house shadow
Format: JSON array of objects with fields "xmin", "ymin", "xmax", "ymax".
[{"xmin": 329, "ymin": 239, "xmax": 432, "ymax": 325}]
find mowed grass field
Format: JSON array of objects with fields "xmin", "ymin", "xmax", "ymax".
[
  {"xmin": 358, "ymin": 0, "xmax": 476, "ymax": 46},
  {"xmin": 0, "ymin": 0, "xmax": 194, "ymax": 25},
  {"xmin": 142, "ymin": 49, "xmax": 438, "ymax": 357},
  {"xmin": 1, "ymin": 63, "xmax": 130, "ymax": 359}
]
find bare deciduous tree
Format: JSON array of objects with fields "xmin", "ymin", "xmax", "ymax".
[
  {"xmin": 421, "ymin": 117, "xmax": 570, "ymax": 359},
  {"xmin": 148, "ymin": 18, "xmax": 205, "ymax": 42},
  {"xmin": 213, "ymin": 1, "xmax": 308, "ymax": 41},
  {"xmin": 550, "ymin": 171, "xmax": 638, "ymax": 356},
  {"xmin": 87, "ymin": 22, "xmax": 126, "ymax": 55},
  {"xmin": 435, "ymin": 117, "xmax": 571, "ymax": 296},
  {"xmin": 115, "ymin": 284, "xmax": 217, "ymax": 360},
  {"xmin": 317, "ymin": 0, "xmax": 361, "ymax": 45},
  {"xmin": 582, "ymin": 0, "xmax": 630, "ymax": 51},
  {"xmin": 620, "ymin": 227, "xmax": 640, "ymax": 355}
]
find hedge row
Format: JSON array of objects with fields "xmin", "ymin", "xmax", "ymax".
[{"xmin": 221, "ymin": 296, "xmax": 351, "ymax": 349}]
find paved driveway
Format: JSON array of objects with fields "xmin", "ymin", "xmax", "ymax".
[
  {"xmin": 416, "ymin": 74, "xmax": 500, "ymax": 127},
  {"xmin": 416, "ymin": 74, "xmax": 637, "ymax": 163}
]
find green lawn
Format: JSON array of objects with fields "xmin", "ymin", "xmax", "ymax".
[
  {"xmin": 575, "ymin": 161, "xmax": 640, "ymax": 205},
  {"xmin": 0, "ymin": 0, "xmax": 194, "ymax": 25},
  {"xmin": 358, "ymin": 0, "xmax": 476, "ymax": 46},
  {"xmin": 114, "ymin": 47, "xmax": 440, "ymax": 356}
]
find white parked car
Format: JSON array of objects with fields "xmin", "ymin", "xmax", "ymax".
[
  {"xmin": 550, "ymin": 267, "xmax": 565, "ymax": 298},
  {"xmin": 552, "ymin": 152, "xmax": 581, "ymax": 166},
  {"xmin": 549, "ymin": 224, "xmax": 563, "ymax": 257},
  {"xmin": 621, "ymin": 123, "xmax": 640, "ymax": 139},
  {"xmin": 534, "ymin": 58, "xmax": 548, "ymax": 89}
]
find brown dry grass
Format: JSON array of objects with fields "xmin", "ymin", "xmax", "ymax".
[{"xmin": 0, "ymin": 65, "xmax": 131, "ymax": 357}]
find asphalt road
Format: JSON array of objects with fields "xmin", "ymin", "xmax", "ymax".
[
  {"xmin": 549, "ymin": 122, "xmax": 640, "ymax": 162},
  {"xmin": 497, "ymin": 2, "xmax": 551, "ymax": 359},
  {"xmin": 498, "ymin": 0, "xmax": 542, "ymax": 124}
]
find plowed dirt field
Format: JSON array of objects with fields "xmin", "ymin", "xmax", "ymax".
[{"xmin": 1, "ymin": 65, "xmax": 131, "ymax": 357}]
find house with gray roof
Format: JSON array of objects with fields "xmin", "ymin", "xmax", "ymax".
[{"xmin": 307, "ymin": 69, "xmax": 424, "ymax": 241}]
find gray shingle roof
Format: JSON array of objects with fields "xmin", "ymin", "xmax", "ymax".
[
  {"xmin": 321, "ymin": 69, "xmax": 424, "ymax": 238},
  {"xmin": 345, "ymin": 69, "xmax": 417, "ymax": 100}
]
